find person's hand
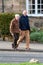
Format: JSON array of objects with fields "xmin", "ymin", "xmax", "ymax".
[
  {"xmin": 19, "ymin": 29, "xmax": 21, "ymax": 32},
  {"xmin": 10, "ymin": 31, "xmax": 13, "ymax": 36},
  {"xmin": 19, "ymin": 29, "xmax": 22, "ymax": 35},
  {"xmin": 11, "ymin": 33, "xmax": 14, "ymax": 36}
]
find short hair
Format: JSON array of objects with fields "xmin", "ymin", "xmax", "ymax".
[{"xmin": 15, "ymin": 14, "xmax": 20, "ymax": 18}]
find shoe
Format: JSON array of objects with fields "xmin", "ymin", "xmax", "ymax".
[
  {"xmin": 12, "ymin": 43, "xmax": 16, "ymax": 49},
  {"xmin": 12, "ymin": 44, "xmax": 14, "ymax": 48},
  {"xmin": 12, "ymin": 43, "xmax": 19, "ymax": 49},
  {"xmin": 15, "ymin": 44, "xmax": 19, "ymax": 48},
  {"xmin": 25, "ymin": 48, "xmax": 30, "ymax": 50}
]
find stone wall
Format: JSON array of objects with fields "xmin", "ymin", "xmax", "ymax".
[
  {"xmin": 19, "ymin": 0, "xmax": 26, "ymax": 13},
  {"xmin": 0, "ymin": 0, "xmax": 26, "ymax": 13},
  {"xmin": 12, "ymin": 0, "xmax": 26, "ymax": 13},
  {"xmin": 29, "ymin": 17, "xmax": 43, "ymax": 29}
]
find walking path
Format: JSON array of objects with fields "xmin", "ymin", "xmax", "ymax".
[{"xmin": 0, "ymin": 41, "xmax": 43, "ymax": 52}]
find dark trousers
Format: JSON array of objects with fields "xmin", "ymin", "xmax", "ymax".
[{"xmin": 13, "ymin": 33, "xmax": 19, "ymax": 46}]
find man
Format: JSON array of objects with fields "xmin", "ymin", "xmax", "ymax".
[
  {"xmin": 17, "ymin": 10, "xmax": 30, "ymax": 49},
  {"xmin": 10, "ymin": 14, "xmax": 20, "ymax": 49}
]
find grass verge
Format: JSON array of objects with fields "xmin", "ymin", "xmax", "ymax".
[{"xmin": 0, "ymin": 62, "xmax": 43, "ymax": 65}]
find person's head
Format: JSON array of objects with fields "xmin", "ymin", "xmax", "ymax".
[
  {"xmin": 22, "ymin": 10, "xmax": 27, "ymax": 16},
  {"xmin": 15, "ymin": 14, "xmax": 20, "ymax": 20}
]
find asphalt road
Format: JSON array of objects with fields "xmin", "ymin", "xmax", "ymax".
[{"xmin": 0, "ymin": 51, "xmax": 43, "ymax": 63}]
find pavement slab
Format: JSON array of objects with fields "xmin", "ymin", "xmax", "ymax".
[{"xmin": 0, "ymin": 41, "xmax": 43, "ymax": 52}]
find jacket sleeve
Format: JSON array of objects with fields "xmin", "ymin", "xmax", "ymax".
[{"xmin": 10, "ymin": 19, "xmax": 15, "ymax": 34}]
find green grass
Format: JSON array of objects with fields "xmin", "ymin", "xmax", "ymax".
[{"xmin": 0, "ymin": 62, "xmax": 43, "ymax": 65}]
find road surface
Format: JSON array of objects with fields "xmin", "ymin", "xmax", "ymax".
[{"xmin": 0, "ymin": 51, "xmax": 43, "ymax": 63}]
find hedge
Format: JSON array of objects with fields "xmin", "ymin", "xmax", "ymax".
[
  {"xmin": 0, "ymin": 13, "xmax": 16, "ymax": 36},
  {"xmin": 30, "ymin": 31, "xmax": 43, "ymax": 43},
  {"xmin": 0, "ymin": 13, "xmax": 20, "ymax": 40}
]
